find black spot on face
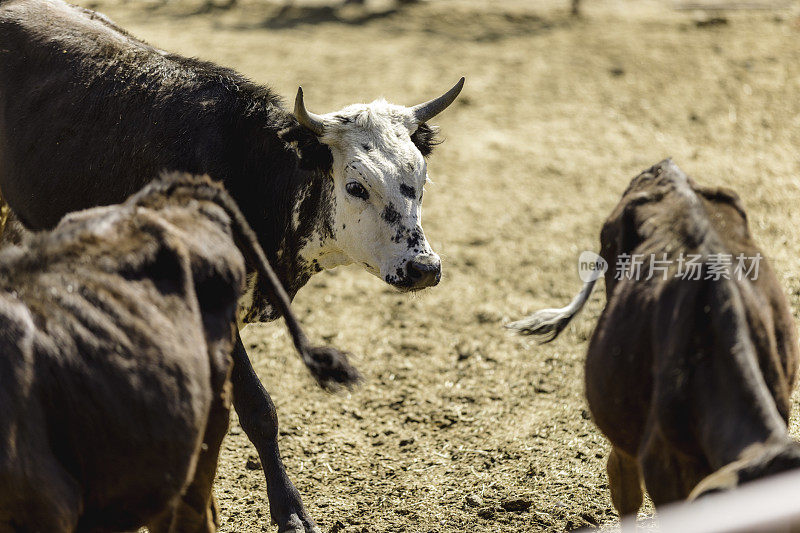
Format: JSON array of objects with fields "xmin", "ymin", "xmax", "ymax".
[
  {"xmin": 406, "ymin": 228, "xmax": 421, "ymax": 248},
  {"xmin": 362, "ymin": 143, "xmax": 372, "ymax": 151},
  {"xmin": 399, "ymin": 184, "xmax": 417, "ymax": 199},
  {"xmin": 336, "ymin": 115, "xmax": 353, "ymax": 124},
  {"xmin": 391, "ymin": 229, "xmax": 402, "ymax": 243},
  {"xmin": 382, "ymin": 204, "xmax": 401, "ymax": 225}
]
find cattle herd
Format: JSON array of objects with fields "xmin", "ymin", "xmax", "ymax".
[{"xmin": 0, "ymin": 0, "xmax": 798, "ymax": 532}]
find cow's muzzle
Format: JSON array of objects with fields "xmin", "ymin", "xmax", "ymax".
[
  {"xmin": 384, "ymin": 254, "xmax": 442, "ymax": 291},
  {"xmin": 404, "ymin": 254, "xmax": 441, "ymax": 290}
]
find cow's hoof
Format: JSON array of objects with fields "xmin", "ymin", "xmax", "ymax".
[{"xmin": 278, "ymin": 513, "xmax": 321, "ymax": 533}]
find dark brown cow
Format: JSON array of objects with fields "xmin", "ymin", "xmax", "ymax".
[
  {"xmin": 508, "ymin": 160, "xmax": 800, "ymax": 520},
  {"xmin": 0, "ymin": 173, "xmax": 356, "ymax": 532}
]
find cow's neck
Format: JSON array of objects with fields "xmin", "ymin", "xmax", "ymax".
[
  {"xmin": 240, "ymin": 173, "xmax": 350, "ymax": 323},
  {"xmin": 275, "ymin": 170, "xmax": 351, "ymax": 293},
  {"xmin": 231, "ymin": 94, "xmax": 348, "ymax": 322},
  {"xmin": 288, "ymin": 176, "xmax": 350, "ymax": 271}
]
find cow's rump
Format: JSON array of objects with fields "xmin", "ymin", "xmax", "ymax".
[{"xmin": 0, "ymin": 176, "xmax": 244, "ymax": 531}]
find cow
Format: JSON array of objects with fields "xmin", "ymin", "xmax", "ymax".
[
  {"xmin": 0, "ymin": 172, "xmax": 356, "ymax": 532},
  {"xmin": 0, "ymin": 1, "xmax": 464, "ymax": 530},
  {"xmin": 507, "ymin": 160, "xmax": 800, "ymax": 522}
]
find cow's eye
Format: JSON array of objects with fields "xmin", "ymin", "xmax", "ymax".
[{"xmin": 346, "ymin": 182, "xmax": 369, "ymax": 200}]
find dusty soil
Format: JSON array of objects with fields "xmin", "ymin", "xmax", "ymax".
[{"xmin": 71, "ymin": 0, "xmax": 800, "ymax": 530}]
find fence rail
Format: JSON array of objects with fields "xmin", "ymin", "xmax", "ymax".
[{"xmin": 582, "ymin": 468, "xmax": 800, "ymax": 533}]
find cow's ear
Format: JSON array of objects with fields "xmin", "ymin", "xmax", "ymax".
[
  {"xmin": 699, "ymin": 186, "xmax": 749, "ymax": 225},
  {"xmin": 617, "ymin": 200, "xmax": 644, "ymax": 256},
  {"xmin": 278, "ymin": 125, "xmax": 333, "ymax": 172},
  {"xmin": 600, "ymin": 193, "xmax": 650, "ymax": 268},
  {"xmin": 410, "ymin": 123, "xmax": 442, "ymax": 157}
]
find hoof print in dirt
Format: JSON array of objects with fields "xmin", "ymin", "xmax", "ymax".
[
  {"xmin": 476, "ymin": 506, "xmax": 500, "ymax": 519},
  {"xmin": 501, "ymin": 498, "xmax": 533, "ymax": 513},
  {"xmin": 245, "ymin": 456, "xmax": 262, "ymax": 471}
]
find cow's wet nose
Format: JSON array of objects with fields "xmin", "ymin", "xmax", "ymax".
[{"xmin": 406, "ymin": 255, "xmax": 441, "ymax": 289}]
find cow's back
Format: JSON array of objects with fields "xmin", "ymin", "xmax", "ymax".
[
  {"xmin": 0, "ymin": 191, "xmax": 243, "ymax": 530},
  {"xmin": 0, "ymin": 0, "xmax": 234, "ymax": 229}
]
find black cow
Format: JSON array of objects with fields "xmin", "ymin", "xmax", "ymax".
[
  {"xmin": 0, "ymin": 172, "xmax": 355, "ymax": 532},
  {"xmin": 0, "ymin": 1, "xmax": 463, "ymax": 530}
]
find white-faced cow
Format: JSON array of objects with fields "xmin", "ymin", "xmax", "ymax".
[
  {"xmin": 0, "ymin": 1, "xmax": 463, "ymax": 530},
  {"xmin": 0, "ymin": 172, "xmax": 356, "ymax": 532},
  {"xmin": 508, "ymin": 160, "xmax": 800, "ymax": 521}
]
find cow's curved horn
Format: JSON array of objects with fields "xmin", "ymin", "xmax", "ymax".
[
  {"xmin": 410, "ymin": 77, "xmax": 465, "ymax": 124},
  {"xmin": 294, "ymin": 87, "xmax": 326, "ymax": 136}
]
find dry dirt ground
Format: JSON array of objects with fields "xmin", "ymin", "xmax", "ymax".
[{"xmin": 71, "ymin": 0, "xmax": 800, "ymax": 530}]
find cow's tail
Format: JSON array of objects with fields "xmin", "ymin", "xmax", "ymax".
[
  {"xmin": 151, "ymin": 174, "xmax": 361, "ymax": 389},
  {"xmin": 506, "ymin": 279, "xmax": 598, "ymax": 343},
  {"xmin": 226, "ymin": 202, "xmax": 362, "ymax": 389}
]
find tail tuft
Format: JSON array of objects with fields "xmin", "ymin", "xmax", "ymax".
[
  {"xmin": 505, "ymin": 309, "xmax": 573, "ymax": 343},
  {"xmin": 303, "ymin": 346, "xmax": 362, "ymax": 390},
  {"xmin": 505, "ymin": 279, "xmax": 599, "ymax": 343}
]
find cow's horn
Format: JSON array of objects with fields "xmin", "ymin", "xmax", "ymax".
[
  {"xmin": 410, "ymin": 77, "xmax": 465, "ymax": 124},
  {"xmin": 294, "ymin": 87, "xmax": 326, "ymax": 136}
]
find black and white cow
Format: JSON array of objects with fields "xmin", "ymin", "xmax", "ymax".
[{"xmin": 0, "ymin": 1, "xmax": 464, "ymax": 531}]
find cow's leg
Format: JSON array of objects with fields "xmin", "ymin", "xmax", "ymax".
[
  {"xmin": 639, "ymin": 430, "xmax": 706, "ymax": 507},
  {"xmin": 149, "ymin": 382, "xmax": 231, "ymax": 533},
  {"xmin": 231, "ymin": 331, "xmax": 319, "ymax": 533},
  {"xmin": 0, "ymin": 460, "xmax": 82, "ymax": 533},
  {"xmin": 607, "ymin": 446, "xmax": 643, "ymax": 527}
]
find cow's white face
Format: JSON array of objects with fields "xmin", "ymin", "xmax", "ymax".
[
  {"xmin": 292, "ymin": 80, "xmax": 463, "ymax": 292},
  {"xmin": 314, "ymin": 101, "xmax": 438, "ymax": 290}
]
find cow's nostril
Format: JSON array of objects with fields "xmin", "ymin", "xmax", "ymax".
[
  {"xmin": 406, "ymin": 256, "xmax": 441, "ymax": 288},
  {"xmin": 407, "ymin": 260, "xmax": 431, "ymax": 280}
]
